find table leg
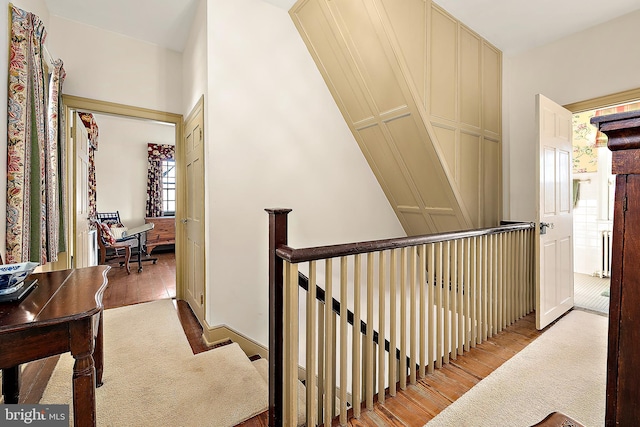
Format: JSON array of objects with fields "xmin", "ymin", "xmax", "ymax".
[
  {"xmin": 70, "ymin": 320, "xmax": 97, "ymax": 427},
  {"xmin": 2, "ymin": 365, "xmax": 20, "ymax": 403},
  {"xmin": 137, "ymin": 234, "xmax": 143, "ymax": 272},
  {"xmin": 94, "ymin": 310, "xmax": 104, "ymax": 388}
]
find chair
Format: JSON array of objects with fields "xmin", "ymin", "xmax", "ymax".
[
  {"xmin": 95, "ymin": 211, "xmax": 157, "ymax": 273},
  {"xmin": 96, "ymin": 211, "xmax": 125, "ymax": 228},
  {"xmin": 94, "ymin": 220, "xmax": 134, "ymax": 274}
]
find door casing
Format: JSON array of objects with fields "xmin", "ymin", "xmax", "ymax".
[{"xmin": 60, "ymin": 95, "xmax": 185, "ymax": 297}]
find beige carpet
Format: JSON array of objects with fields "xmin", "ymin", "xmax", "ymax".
[
  {"xmin": 40, "ymin": 300, "xmax": 268, "ymax": 427},
  {"xmin": 425, "ymin": 309, "xmax": 607, "ymax": 427}
]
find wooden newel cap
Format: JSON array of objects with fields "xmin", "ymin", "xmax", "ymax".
[{"xmin": 591, "ymin": 110, "xmax": 640, "ymax": 174}]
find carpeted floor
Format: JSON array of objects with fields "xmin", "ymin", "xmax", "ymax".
[
  {"xmin": 40, "ymin": 300, "xmax": 268, "ymax": 427},
  {"xmin": 425, "ymin": 309, "xmax": 607, "ymax": 427}
]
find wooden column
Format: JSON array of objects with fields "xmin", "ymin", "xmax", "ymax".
[
  {"xmin": 266, "ymin": 208, "xmax": 292, "ymax": 427},
  {"xmin": 591, "ymin": 111, "xmax": 640, "ymax": 426}
]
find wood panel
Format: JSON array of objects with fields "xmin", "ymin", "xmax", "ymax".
[
  {"xmin": 482, "ymin": 43, "xmax": 502, "ymax": 137},
  {"xmin": 460, "ymin": 28, "xmax": 481, "ymax": 129},
  {"xmin": 291, "ymin": 0, "xmax": 502, "ymax": 233},
  {"xmin": 483, "ymin": 139, "xmax": 501, "ymax": 227},
  {"xmin": 378, "ymin": 0, "xmax": 427, "ymax": 102},
  {"xmin": 429, "ymin": 7, "xmax": 457, "ymax": 122},
  {"xmin": 294, "ymin": 0, "xmax": 374, "ymax": 124}
]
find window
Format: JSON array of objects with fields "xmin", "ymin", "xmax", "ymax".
[{"xmin": 161, "ymin": 159, "xmax": 176, "ymax": 215}]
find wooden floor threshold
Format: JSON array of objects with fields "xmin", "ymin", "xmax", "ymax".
[{"xmin": 238, "ymin": 312, "xmax": 542, "ymax": 427}]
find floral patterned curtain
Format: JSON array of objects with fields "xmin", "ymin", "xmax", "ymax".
[
  {"xmin": 77, "ymin": 112, "xmax": 99, "ymax": 221},
  {"xmin": 6, "ymin": 5, "xmax": 66, "ymax": 264},
  {"xmin": 146, "ymin": 143, "xmax": 175, "ymax": 218},
  {"xmin": 46, "ymin": 60, "xmax": 67, "ymax": 257}
]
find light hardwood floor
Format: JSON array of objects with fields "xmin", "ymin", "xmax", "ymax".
[{"xmin": 239, "ymin": 313, "xmax": 544, "ymax": 427}]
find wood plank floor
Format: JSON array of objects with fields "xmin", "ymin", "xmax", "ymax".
[{"xmin": 238, "ymin": 313, "xmax": 544, "ymax": 427}]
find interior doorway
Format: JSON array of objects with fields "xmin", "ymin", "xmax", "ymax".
[
  {"xmin": 570, "ymin": 97, "xmax": 640, "ymax": 315},
  {"xmin": 61, "ymin": 95, "xmax": 184, "ymax": 300}
]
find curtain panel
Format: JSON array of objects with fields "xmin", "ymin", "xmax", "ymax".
[
  {"xmin": 46, "ymin": 60, "xmax": 66, "ymax": 257},
  {"xmin": 146, "ymin": 143, "xmax": 174, "ymax": 218},
  {"xmin": 6, "ymin": 5, "xmax": 66, "ymax": 264},
  {"xmin": 77, "ymin": 111, "xmax": 99, "ymax": 221}
]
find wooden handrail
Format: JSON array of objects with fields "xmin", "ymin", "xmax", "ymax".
[{"xmin": 276, "ymin": 222, "xmax": 534, "ymax": 264}]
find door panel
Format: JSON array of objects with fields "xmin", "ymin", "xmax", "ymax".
[
  {"xmin": 536, "ymin": 94, "xmax": 574, "ymax": 329},
  {"xmin": 183, "ymin": 99, "xmax": 206, "ymax": 323}
]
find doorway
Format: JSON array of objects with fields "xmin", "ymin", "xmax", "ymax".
[
  {"xmin": 61, "ymin": 95, "xmax": 184, "ymax": 300},
  {"xmin": 569, "ymin": 95, "xmax": 640, "ymax": 314}
]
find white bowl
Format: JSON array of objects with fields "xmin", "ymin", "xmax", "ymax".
[{"xmin": 0, "ymin": 262, "xmax": 39, "ymax": 295}]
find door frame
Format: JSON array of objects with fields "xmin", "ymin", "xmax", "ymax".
[
  {"xmin": 61, "ymin": 95, "xmax": 185, "ymax": 298},
  {"xmin": 182, "ymin": 95, "xmax": 206, "ymax": 323},
  {"xmin": 564, "ymin": 88, "xmax": 640, "ymax": 300}
]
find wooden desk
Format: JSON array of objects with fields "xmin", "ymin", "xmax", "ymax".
[
  {"xmin": 0, "ymin": 266, "xmax": 110, "ymax": 427},
  {"xmin": 120, "ymin": 223, "xmax": 157, "ymax": 272}
]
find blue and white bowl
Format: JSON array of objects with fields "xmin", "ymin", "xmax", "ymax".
[{"xmin": 0, "ymin": 262, "xmax": 39, "ymax": 295}]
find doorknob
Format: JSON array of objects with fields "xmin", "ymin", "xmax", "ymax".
[
  {"xmin": 181, "ymin": 218, "xmax": 188, "ymax": 224},
  {"xmin": 540, "ymin": 222, "xmax": 554, "ymax": 235}
]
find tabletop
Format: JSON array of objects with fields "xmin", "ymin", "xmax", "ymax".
[
  {"xmin": 0, "ymin": 265, "xmax": 110, "ymax": 333},
  {"xmin": 121, "ymin": 222, "xmax": 154, "ymax": 239}
]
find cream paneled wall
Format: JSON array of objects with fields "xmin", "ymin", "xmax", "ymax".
[
  {"xmin": 290, "ymin": 0, "xmax": 502, "ymax": 233},
  {"xmin": 426, "ymin": 4, "xmax": 502, "ymax": 229}
]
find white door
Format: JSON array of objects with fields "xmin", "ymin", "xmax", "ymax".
[
  {"xmin": 74, "ymin": 112, "xmax": 90, "ymax": 269},
  {"xmin": 536, "ymin": 94, "xmax": 574, "ymax": 330},
  {"xmin": 183, "ymin": 98, "xmax": 206, "ymax": 322}
]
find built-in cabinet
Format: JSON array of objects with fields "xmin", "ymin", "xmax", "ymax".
[
  {"xmin": 591, "ymin": 110, "xmax": 640, "ymax": 425},
  {"xmin": 290, "ymin": 0, "xmax": 502, "ymax": 234}
]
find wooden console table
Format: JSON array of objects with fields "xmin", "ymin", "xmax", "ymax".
[{"xmin": 0, "ymin": 265, "xmax": 110, "ymax": 427}]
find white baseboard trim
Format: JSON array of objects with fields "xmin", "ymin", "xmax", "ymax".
[{"xmin": 202, "ymin": 320, "xmax": 268, "ymax": 360}]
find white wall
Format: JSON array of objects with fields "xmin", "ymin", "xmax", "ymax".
[
  {"xmin": 183, "ymin": 0, "xmax": 207, "ymax": 115},
  {"xmin": 46, "ymin": 16, "xmax": 183, "ymax": 114},
  {"xmin": 504, "ymin": 10, "xmax": 640, "ymax": 221},
  {"xmin": 205, "ymin": 0, "xmax": 405, "ymax": 346},
  {"xmin": 92, "ymin": 113, "xmax": 175, "ymax": 227}
]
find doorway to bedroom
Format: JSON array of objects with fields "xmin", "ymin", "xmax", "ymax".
[
  {"xmin": 88, "ymin": 112, "xmax": 177, "ymax": 308},
  {"xmin": 62, "ymin": 95, "xmax": 183, "ymax": 308}
]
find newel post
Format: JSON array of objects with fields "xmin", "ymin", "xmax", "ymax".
[{"xmin": 266, "ymin": 208, "xmax": 292, "ymax": 427}]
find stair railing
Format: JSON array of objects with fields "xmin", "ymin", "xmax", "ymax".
[{"xmin": 267, "ymin": 209, "xmax": 535, "ymax": 427}]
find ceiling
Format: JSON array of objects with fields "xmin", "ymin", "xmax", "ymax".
[
  {"xmin": 43, "ymin": 0, "xmax": 640, "ymax": 54},
  {"xmin": 434, "ymin": 0, "xmax": 640, "ymax": 54},
  {"xmin": 43, "ymin": 0, "xmax": 200, "ymax": 53}
]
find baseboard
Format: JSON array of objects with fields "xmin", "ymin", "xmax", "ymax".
[{"xmin": 202, "ymin": 321, "xmax": 269, "ymax": 360}]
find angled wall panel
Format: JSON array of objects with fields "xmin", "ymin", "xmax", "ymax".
[{"xmin": 290, "ymin": 0, "xmax": 501, "ymax": 234}]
